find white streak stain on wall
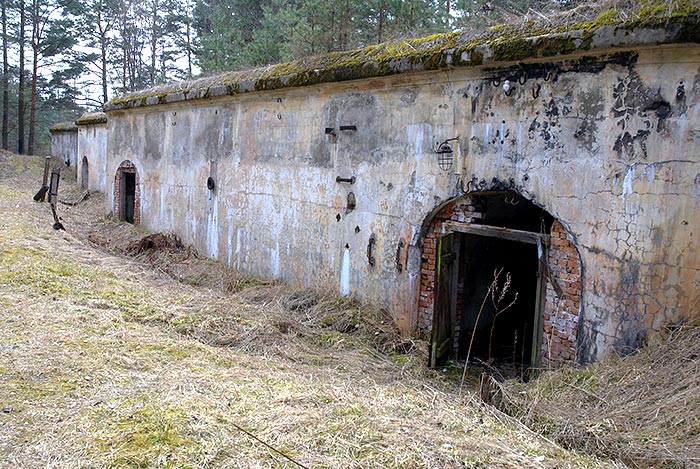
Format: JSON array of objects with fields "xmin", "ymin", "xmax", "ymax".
[
  {"xmin": 340, "ymin": 246, "xmax": 351, "ymax": 296},
  {"xmin": 207, "ymin": 193, "xmax": 219, "ymax": 258}
]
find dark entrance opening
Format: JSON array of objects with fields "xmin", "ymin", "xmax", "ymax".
[
  {"xmin": 121, "ymin": 172, "xmax": 136, "ymax": 224},
  {"xmin": 81, "ymin": 156, "xmax": 89, "ymax": 190},
  {"xmin": 430, "ymin": 191, "xmax": 553, "ymax": 374},
  {"xmin": 456, "ymin": 234, "xmax": 538, "ymax": 365}
]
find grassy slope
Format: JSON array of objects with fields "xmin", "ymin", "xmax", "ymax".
[
  {"xmin": 0, "ymin": 153, "xmax": 613, "ymax": 468},
  {"xmin": 500, "ymin": 327, "xmax": 700, "ymax": 468}
]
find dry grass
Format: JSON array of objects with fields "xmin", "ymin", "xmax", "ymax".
[
  {"xmin": 495, "ymin": 326, "xmax": 700, "ymax": 468},
  {"xmin": 0, "ymin": 153, "xmax": 617, "ymax": 468}
]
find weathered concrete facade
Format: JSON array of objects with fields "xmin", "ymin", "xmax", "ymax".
[
  {"xmin": 49, "ymin": 122, "xmax": 78, "ymax": 170},
  {"xmin": 76, "ymin": 112, "xmax": 108, "ymax": 192},
  {"xmin": 81, "ymin": 17, "xmax": 700, "ymax": 365}
]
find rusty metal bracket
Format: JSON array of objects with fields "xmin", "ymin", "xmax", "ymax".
[
  {"xmin": 367, "ymin": 234, "xmax": 376, "ymax": 266},
  {"xmin": 336, "ymin": 176, "xmax": 356, "ymax": 184}
]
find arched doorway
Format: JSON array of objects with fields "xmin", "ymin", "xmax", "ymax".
[
  {"xmin": 419, "ymin": 191, "xmax": 582, "ymax": 372},
  {"xmin": 114, "ymin": 160, "xmax": 140, "ymax": 225},
  {"xmin": 81, "ymin": 156, "xmax": 89, "ymax": 190}
]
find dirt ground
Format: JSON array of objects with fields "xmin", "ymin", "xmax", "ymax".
[{"xmin": 0, "ymin": 153, "xmax": 618, "ymax": 468}]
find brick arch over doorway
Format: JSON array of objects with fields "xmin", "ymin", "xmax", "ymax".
[
  {"xmin": 418, "ymin": 192, "xmax": 582, "ymax": 370},
  {"xmin": 114, "ymin": 160, "xmax": 140, "ymax": 225}
]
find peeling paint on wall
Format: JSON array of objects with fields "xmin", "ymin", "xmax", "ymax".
[{"xmin": 87, "ymin": 43, "xmax": 700, "ymax": 363}]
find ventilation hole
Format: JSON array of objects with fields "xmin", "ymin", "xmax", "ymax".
[
  {"xmin": 207, "ymin": 177, "xmax": 215, "ymax": 191},
  {"xmin": 354, "ymin": 226, "xmax": 361, "ymax": 233},
  {"xmin": 345, "ymin": 243, "xmax": 349, "ymax": 249},
  {"xmin": 336, "ymin": 214, "xmax": 341, "ymax": 222}
]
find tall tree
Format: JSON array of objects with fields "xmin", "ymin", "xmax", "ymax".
[
  {"xmin": 193, "ymin": 0, "xmax": 265, "ymax": 71},
  {"xmin": 2, "ymin": 0, "xmax": 9, "ymax": 150},
  {"xmin": 28, "ymin": 0, "xmax": 78, "ymax": 155},
  {"xmin": 71, "ymin": 0, "xmax": 121, "ymax": 104},
  {"xmin": 170, "ymin": 0, "xmax": 195, "ymax": 78},
  {"xmin": 17, "ymin": 0, "xmax": 25, "ymax": 154}
]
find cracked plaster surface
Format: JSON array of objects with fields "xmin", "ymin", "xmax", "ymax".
[{"xmin": 88, "ymin": 44, "xmax": 700, "ymax": 360}]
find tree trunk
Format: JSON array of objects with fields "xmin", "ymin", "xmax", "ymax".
[
  {"xmin": 98, "ymin": 10, "xmax": 108, "ymax": 103},
  {"xmin": 2, "ymin": 0, "xmax": 9, "ymax": 150},
  {"xmin": 377, "ymin": 0, "xmax": 385, "ymax": 44},
  {"xmin": 445, "ymin": 0, "xmax": 450, "ymax": 27},
  {"xmin": 185, "ymin": 0, "xmax": 192, "ymax": 77},
  {"xmin": 28, "ymin": 0, "xmax": 39, "ymax": 156},
  {"xmin": 17, "ymin": 0, "xmax": 25, "ymax": 155},
  {"xmin": 149, "ymin": 0, "xmax": 158, "ymax": 85}
]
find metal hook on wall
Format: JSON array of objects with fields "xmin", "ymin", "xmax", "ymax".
[
  {"xmin": 518, "ymin": 72, "xmax": 527, "ymax": 85},
  {"xmin": 543, "ymin": 68, "xmax": 556, "ymax": 82},
  {"xmin": 457, "ymin": 176, "xmax": 477, "ymax": 194},
  {"xmin": 504, "ymin": 190, "xmax": 520, "ymax": 206}
]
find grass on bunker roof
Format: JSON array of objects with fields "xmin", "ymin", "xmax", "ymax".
[{"xmin": 0, "ymin": 152, "xmax": 617, "ymax": 468}]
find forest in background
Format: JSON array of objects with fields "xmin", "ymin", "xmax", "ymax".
[{"xmin": 0, "ymin": 0, "xmax": 578, "ymax": 155}]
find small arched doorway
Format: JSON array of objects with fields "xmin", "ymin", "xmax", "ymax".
[
  {"xmin": 420, "ymin": 191, "xmax": 582, "ymax": 372},
  {"xmin": 81, "ymin": 156, "xmax": 89, "ymax": 190},
  {"xmin": 114, "ymin": 160, "xmax": 140, "ymax": 225}
]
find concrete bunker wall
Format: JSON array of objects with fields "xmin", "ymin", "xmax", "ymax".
[
  {"xmin": 50, "ymin": 128, "xmax": 78, "ymax": 172},
  {"xmin": 77, "ymin": 124, "xmax": 108, "ymax": 192},
  {"xmin": 102, "ymin": 44, "xmax": 700, "ymax": 362}
]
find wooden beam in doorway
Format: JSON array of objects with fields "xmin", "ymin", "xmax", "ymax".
[{"xmin": 443, "ymin": 222, "xmax": 549, "ymax": 245}]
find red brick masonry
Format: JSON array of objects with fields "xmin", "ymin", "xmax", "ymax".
[{"xmin": 542, "ymin": 220, "xmax": 582, "ymax": 365}]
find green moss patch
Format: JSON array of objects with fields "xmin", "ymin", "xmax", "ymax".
[
  {"xmin": 75, "ymin": 112, "xmax": 107, "ymax": 126},
  {"xmin": 49, "ymin": 121, "xmax": 78, "ymax": 133}
]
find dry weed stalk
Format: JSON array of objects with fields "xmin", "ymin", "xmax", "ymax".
[{"xmin": 459, "ymin": 268, "xmax": 518, "ymax": 396}]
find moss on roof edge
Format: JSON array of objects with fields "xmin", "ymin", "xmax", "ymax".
[
  {"xmin": 75, "ymin": 112, "xmax": 107, "ymax": 126},
  {"xmin": 104, "ymin": 10, "xmax": 700, "ymax": 112},
  {"xmin": 49, "ymin": 121, "xmax": 78, "ymax": 132}
]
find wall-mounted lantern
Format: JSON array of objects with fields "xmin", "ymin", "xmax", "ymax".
[{"xmin": 435, "ymin": 137, "xmax": 459, "ymax": 171}]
